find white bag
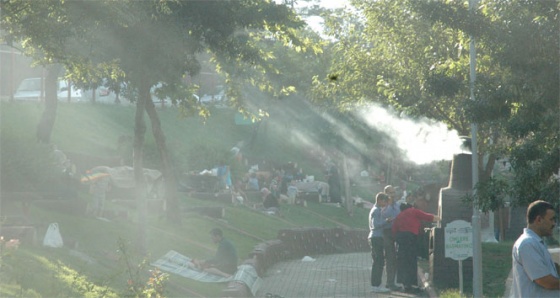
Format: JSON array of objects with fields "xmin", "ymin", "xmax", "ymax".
[{"xmin": 43, "ymin": 223, "xmax": 64, "ymax": 248}]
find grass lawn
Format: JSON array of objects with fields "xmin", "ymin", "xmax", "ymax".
[
  {"xmin": 0, "ymin": 102, "xmax": 520, "ymax": 297},
  {"xmin": 423, "ymin": 241, "xmax": 514, "ymax": 298},
  {"xmin": 1, "ymin": 193, "xmax": 372, "ymax": 297},
  {"xmin": 2, "ymin": 198, "xmax": 520, "ymax": 297}
]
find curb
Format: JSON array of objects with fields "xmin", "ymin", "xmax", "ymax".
[{"xmin": 418, "ymin": 267, "xmax": 438, "ymax": 298}]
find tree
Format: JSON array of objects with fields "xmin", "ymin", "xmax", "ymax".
[
  {"xmin": 411, "ymin": 0, "xmax": 559, "ymax": 207},
  {"xmin": 2, "ymin": 0, "xmax": 308, "ymax": 250},
  {"xmin": 1, "ymin": 0, "xmax": 117, "ymax": 143},
  {"xmin": 312, "ymin": 0, "xmax": 559, "ymax": 208}
]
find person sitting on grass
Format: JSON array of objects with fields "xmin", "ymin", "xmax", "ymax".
[
  {"xmin": 261, "ymin": 187, "xmax": 282, "ymax": 216},
  {"xmin": 189, "ymin": 228, "xmax": 238, "ymax": 278}
]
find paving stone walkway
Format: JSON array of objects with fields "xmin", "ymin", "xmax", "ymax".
[{"xmin": 257, "ymin": 252, "xmax": 434, "ymax": 298}]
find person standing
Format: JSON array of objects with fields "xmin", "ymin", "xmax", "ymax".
[
  {"xmin": 392, "ymin": 203, "xmax": 440, "ymax": 293},
  {"xmin": 189, "ymin": 228, "xmax": 238, "ymax": 277},
  {"xmin": 247, "ymin": 172, "xmax": 260, "ymax": 191},
  {"xmin": 326, "ymin": 163, "xmax": 341, "ymax": 204},
  {"xmin": 85, "ymin": 172, "xmax": 111, "ymax": 218},
  {"xmin": 381, "ymin": 184, "xmax": 399, "ymax": 290},
  {"xmin": 286, "ymin": 180, "xmax": 298, "ymax": 205},
  {"xmin": 368, "ymin": 192, "xmax": 392, "ymax": 293},
  {"xmin": 510, "ymin": 200, "xmax": 560, "ymax": 297},
  {"xmin": 216, "ymin": 161, "xmax": 228, "ymax": 190}
]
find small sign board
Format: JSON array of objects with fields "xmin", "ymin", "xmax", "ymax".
[{"xmin": 445, "ymin": 220, "xmax": 473, "ymax": 261}]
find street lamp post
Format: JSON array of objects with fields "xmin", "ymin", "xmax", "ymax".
[{"xmin": 469, "ymin": 0, "xmax": 483, "ymax": 297}]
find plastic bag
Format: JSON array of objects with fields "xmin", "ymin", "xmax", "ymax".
[{"xmin": 43, "ymin": 223, "xmax": 64, "ymax": 248}]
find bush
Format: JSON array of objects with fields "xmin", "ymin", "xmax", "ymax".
[{"xmin": 0, "ymin": 136, "xmax": 61, "ymax": 193}]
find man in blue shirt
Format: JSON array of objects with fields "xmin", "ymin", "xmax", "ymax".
[
  {"xmin": 511, "ymin": 200, "xmax": 560, "ymax": 297},
  {"xmin": 381, "ymin": 185, "xmax": 400, "ymax": 291},
  {"xmin": 368, "ymin": 192, "xmax": 391, "ymax": 293}
]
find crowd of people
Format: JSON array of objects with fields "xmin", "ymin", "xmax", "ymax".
[
  {"xmin": 368, "ymin": 184, "xmax": 439, "ymax": 294},
  {"xmin": 228, "ymin": 158, "xmax": 339, "ymax": 215},
  {"xmin": 80, "ymin": 136, "xmax": 560, "ymax": 295},
  {"xmin": 178, "ymin": 181, "xmax": 560, "ymax": 297},
  {"xmin": 368, "ymin": 187, "xmax": 560, "ymax": 297}
]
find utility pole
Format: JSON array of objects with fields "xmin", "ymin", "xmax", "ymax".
[{"xmin": 469, "ymin": 0, "xmax": 483, "ymax": 297}]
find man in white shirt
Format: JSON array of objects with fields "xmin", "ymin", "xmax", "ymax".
[{"xmin": 510, "ymin": 200, "xmax": 560, "ymax": 297}]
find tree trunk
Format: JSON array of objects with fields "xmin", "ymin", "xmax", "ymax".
[
  {"xmin": 36, "ymin": 64, "xmax": 62, "ymax": 144},
  {"xmin": 145, "ymin": 98, "xmax": 182, "ymax": 224},
  {"xmin": 343, "ymin": 155, "xmax": 354, "ymax": 216},
  {"xmin": 133, "ymin": 80, "xmax": 149, "ymax": 254},
  {"xmin": 498, "ymin": 206, "xmax": 505, "ymax": 242}
]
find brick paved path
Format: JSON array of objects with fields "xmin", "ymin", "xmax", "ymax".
[{"xmin": 258, "ymin": 252, "xmax": 430, "ymax": 298}]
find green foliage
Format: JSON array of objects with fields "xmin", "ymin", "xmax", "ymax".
[
  {"xmin": 413, "ymin": 0, "xmax": 560, "ymax": 208},
  {"xmin": 463, "ymin": 177, "xmax": 509, "ymax": 213},
  {"xmin": 184, "ymin": 145, "xmax": 229, "ymax": 174},
  {"xmin": 1, "ymin": 249, "xmax": 118, "ymax": 297},
  {"xmin": 1, "ymin": 0, "xmax": 310, "ymax": 104},
  {"xmin": 316, "ymin": 0, "xmax": 474, "ymax": 134},
  {"xmin": 438, "ymin": 289, "xmax": 468, "ymax": 298},
  {"xmin": 315, "ymin": 0, "xmax": 559, "ymax": 209},
  {"xmin": 0, "ymin": 134, "xmax": 60, "ymax": 193},
  {"xmin": 116, "ymin": 238, "xmax": 169, "ymax": 298}
]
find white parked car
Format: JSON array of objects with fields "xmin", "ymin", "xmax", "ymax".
[
  {"xmin": 13, "ymin": 77, "xmax": 84, "ymax": 102},
  {"xmin": 199, "ymin": 89, "xmax": 228, "ymax": 107}
]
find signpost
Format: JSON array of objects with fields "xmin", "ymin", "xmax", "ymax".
[{"xmin": 445, "ymin": 220, "xmax": 473, "ymax": 294}]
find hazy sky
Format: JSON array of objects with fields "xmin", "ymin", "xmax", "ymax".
[
  {"xmin": 274, "ymin": 0, "xmax": 350, "ymax": 9},
  {"xmin": 310, "ymin": 0, "xmax": 350, "ymax": 9},
  {"xmin": 274, "ymin": 0, "xmax": 351, "ymax": 35},
  {"xmin": 301, "ymin": 0, "xmax": 351, "ymax": 36}
]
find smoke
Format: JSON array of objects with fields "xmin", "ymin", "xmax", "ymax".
[{"xmin": 357, "ymin": 104, "xmax": 464, "ymax": 165}]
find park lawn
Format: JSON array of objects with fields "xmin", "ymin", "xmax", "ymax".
[
  {"xmin": 1, "ymin": 192, "xmax": 369, "ymax": 297},
  {"xmin": 0, "ymin": 102, "xmax": 524, "ymax": 297}
]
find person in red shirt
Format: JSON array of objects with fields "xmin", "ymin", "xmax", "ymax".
[{"xmin": 392, "ymin": 203, "xmax": 440, "ymax": 293}]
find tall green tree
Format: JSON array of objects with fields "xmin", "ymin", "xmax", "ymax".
[
  {"xmin": 2, "ymin": 0, "xmax": 308, "ymax": 249},
  {"xmin": 312, "ymin": 0, "xmax": 559, "ymax": 207},
  {"xmin": 1, "ymin": 0, "xmax": 120, "ymax": 143},
  {"xmin": 409, "ymin": 0, "xmax": 559, "ymax": 207}
]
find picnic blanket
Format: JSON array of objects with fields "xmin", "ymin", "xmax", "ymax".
[{"xmin": 151, "ymin": 250, "xmax": 261, "ymax": 296}]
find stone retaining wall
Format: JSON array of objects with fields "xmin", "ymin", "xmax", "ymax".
[{"xmin": 222, "ymin": 227, "xmax": 369, "ymax": 297}]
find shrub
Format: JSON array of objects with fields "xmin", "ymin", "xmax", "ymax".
[{"xmin": 0, "ymin": 136, "xmax": 60, "ymax": 192}]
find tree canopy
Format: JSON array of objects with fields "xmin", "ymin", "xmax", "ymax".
[
  {"xmin": 0, "ymin": 0, "xmax": 311, "ymax": 232},
  {"xmin": 2, "ymin": 0, "xmax": 557, "ymax": 210},
  {"xmin": 312, "ymin": 0, "xmax": 559, "ymax": 207}
]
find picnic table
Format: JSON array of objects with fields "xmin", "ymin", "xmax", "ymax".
[
  {"xmin": 179, "ymin": 174, "xmax": 220, "ymax": 193},
  {"xmin": 294, "ymin": 180, "xmax": 329, "ymax": 202}
]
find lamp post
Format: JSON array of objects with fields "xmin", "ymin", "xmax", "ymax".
[{"xmin": 469, "ymin": 0, "xmax": 483, "ymax": 297}]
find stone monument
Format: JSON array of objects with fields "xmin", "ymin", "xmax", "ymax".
[{"xmin": 429, "ymin": 153, "xmax": 474, "ymax": 288}]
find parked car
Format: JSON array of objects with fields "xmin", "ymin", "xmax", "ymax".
[
  {"xmin": 13, "ymin": 77, "xmax": 84, "ymax": 102},
  {"xmin": 82, "ymin": 81, "xmax": 131, "ymax": 105},
  {"xmin": 199, "ymin": 90, "xmax": 228, "ymax": 106}
]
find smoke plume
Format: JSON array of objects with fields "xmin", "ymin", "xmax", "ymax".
[{"xmin": 357, "ymin": 104, "xmax": 464, "ymax": 165}]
